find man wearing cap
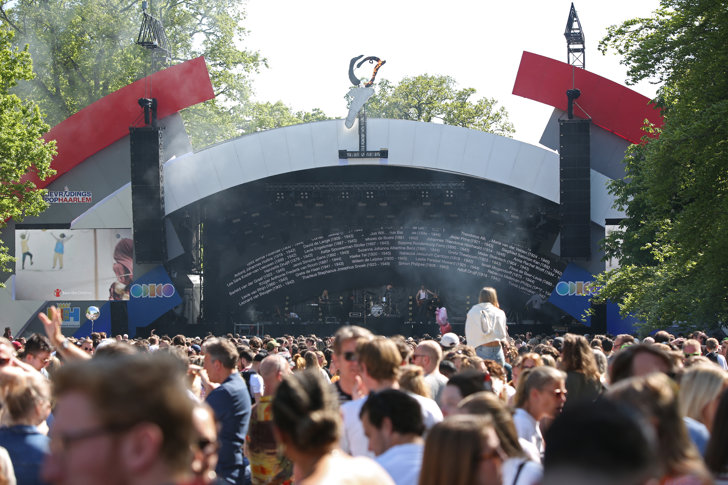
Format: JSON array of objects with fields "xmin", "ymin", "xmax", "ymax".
[
  {"xmin": 439, "ymin": 332, "xmax": 459, "ymax": 350},
  {"xmin": 265, "ymin": 340, "xmax": 279, "ymax": 354}
]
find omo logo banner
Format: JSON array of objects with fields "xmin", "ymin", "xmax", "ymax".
[{"xmin": 548, "ymin": 263, "xmax": 596, "ymax": 325}]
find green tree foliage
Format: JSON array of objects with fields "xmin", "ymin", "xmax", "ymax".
[
  {"xmin": 0, "ymin": 26, "xmax": 56, "ymax": 276},
  {"xmin": 242, "ymin": 101, "xmax": 329, "ymax": 133},
  {"xmin": 363, "ymin": 74, "xmax": 514, "ymax": 137},
  {"xmin": 593, "ymin": 0, "xmax": 728, "ymax": 331},
  {"xmin": 0, "ymin": 0, "xmax": 266, "ymax": 147}
]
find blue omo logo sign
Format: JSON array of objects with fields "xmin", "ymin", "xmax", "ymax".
[{"xmin": 554, "ymin": 280, "xmax": 596, "ymax": 297}]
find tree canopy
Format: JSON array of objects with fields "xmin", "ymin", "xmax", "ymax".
[
  {"xmin": 0, "ymin": 0, "xmax": 266, "ymax": 147},
  {"xmin": 593, "ymin": 0, "xmax": 728, "ymax": 332},
  {"xmin": 0, "ymin": 26, "xmax": 56, "ymax": 277},
  {"xmin": 242, "ymin": 101, "xmax": 329, "ymax": 133},
  {"xmin": 362, "ymin": 74, "xmax": 515, "ymax": 137}
]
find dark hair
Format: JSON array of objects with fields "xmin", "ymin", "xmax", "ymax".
[
  {"xmin": 601, "ymin": 338, "xmax": 614, "ymax": 353},
  {"xmin": 272, "ymin": 370, "xmax": 340, "ymax": 453},
  {"xmin": 360, "ymin": 389, "xmax": 425, "ymax": 437},
  {"xmin": 439, "ymin": 359, "xmax": 457, "ymax": 378},
  {"xmin": 543, "ymin": 399, "xmax": 657, "ymax": 484},
  {"xmin": 446, "ymin": 370, "xmax": 490, "ymax": 398},
  {"xmin": 238, "ymin": 347, "xmax": 254, "ymax": 363},
  {"xmin": 22, "ymin": 333, "xmax": 51, "ymax": 357},
  {"xmin": 609, "ymin": 344, "xmax": 673, "ymax": 384}
]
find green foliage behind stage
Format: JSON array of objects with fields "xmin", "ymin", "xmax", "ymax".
[
  {"xmin": 594, "ymin": 0, "xmax": 728, "ymax": 332},
  {"xmin": 0, "ymin": 0, "xmax": 265, "ymax": 148},
  {"xmin": 0, "ymin": 26, "xmax": 56, "ymax": 279},
  {"xmin": 362, "ymin": 74, "xmax": 515, "ymax": 137}
]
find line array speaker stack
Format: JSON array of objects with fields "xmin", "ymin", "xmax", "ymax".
[
  {"xmin": 559, "ymin": 119, "xmax": 591, "ymax": 258},
  {"xmin": 130, "ymin": 126, "xmax": 165, "ymax": 264}
]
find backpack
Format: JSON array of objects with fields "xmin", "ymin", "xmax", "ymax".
[{"xmin": 241, "ymin": 369, "xmax": 257, "ymax": 404}]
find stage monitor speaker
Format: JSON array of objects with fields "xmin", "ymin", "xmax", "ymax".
[
  {"xmin": 590, "ymin": 302, "xmax": 607, "ymax": 334},
  {"xmin": 130, "ymin": 126, "xmax": 164, "ymax": 264},
  {"xmin": 109, "ymin": 301, "xmax": 129, "ymax": 337},
  {"xmin": 559, "ymin": 119, "xmax": 591, "ymax": 258}
]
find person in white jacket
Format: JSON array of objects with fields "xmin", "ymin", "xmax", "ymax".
[{"xmin": 465, "ymin": 287, "xmax": 508, "ymax": 366}]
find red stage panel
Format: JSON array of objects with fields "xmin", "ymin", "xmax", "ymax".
[
  {"xmin": 27, "ymin": 56, "xmax": 214, "ymax": 189},
  {"xmin": 512, "ymin": 51, "xmax": 663, "ymax": 144}
]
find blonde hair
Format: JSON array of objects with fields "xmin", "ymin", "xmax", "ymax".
[
  {"xmin": 678, "ymin": 364, "xmax": 728, "ymax": 424},
  {"xmin": 419, "ymin": 414, "xmax": 498, "ymax": 485},
  {"xmin": 513, "ymin": 366, "xmax": 566, "ymax": 408},
  {"xmin": 458, "ymin": 391, "xmax": 524, "ymax": 458},
  {"xmin": 398, "ymin": 364, "xmax": 430, "ymax": 399}
]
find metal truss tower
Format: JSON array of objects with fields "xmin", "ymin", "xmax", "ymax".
[{"xmin": 564, "ymin": 3, "xmax": 585, "ymax": 69}]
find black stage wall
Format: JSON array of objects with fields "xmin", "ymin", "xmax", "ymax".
[{"xmin": 190, "ymin": 166, "xmax": 572, "ymax": 330}]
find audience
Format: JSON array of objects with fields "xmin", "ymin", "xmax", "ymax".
[{"xmin": 0, "ymin": 304, "xmax": 723, "ymax": 485}]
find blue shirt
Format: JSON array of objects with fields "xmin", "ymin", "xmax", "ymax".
[
  {"xmin": 206, "ymin": 372, "xmax": 251, "ymax": 485},
  {"xmin": 0, "ymin": 425, "xmax": 50, "ymax": 485}
]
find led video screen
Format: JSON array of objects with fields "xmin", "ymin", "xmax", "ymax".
[{"xmin": 14, "ymin": 228, "xmax": 133, "ymax": 301}]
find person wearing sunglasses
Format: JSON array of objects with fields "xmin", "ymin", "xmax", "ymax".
[
  {"xmin": 341, "ymin": 337, "xmax": 442, "ymax": 458},
  {"xmin": 41, "ymin": 352, "xmax": 197, "ymax": 485},
  {"xmin": 512, "ymin": 366, "xmax": 567, "ymax": 462},
  {"xmin": 330, "ymin": 325, "xmax": 373, "ymax": 403}
]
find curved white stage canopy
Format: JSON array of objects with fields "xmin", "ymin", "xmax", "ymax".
[{"xmin": 163, "ymin": 119, "xmax": 622, "ymax": 227}]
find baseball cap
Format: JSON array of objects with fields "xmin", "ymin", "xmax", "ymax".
[
  {"xmin": 440, "ymin": 333, "xmax": 459, "ymax": 349},
  {"xmin": 265, "ymin": 340, "xmax": 280, "ymax": 352}
]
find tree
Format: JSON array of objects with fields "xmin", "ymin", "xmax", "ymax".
[
  {"xmin": 0, "ymin": 0, "xmax": 265, "ymax": 148},
  {"xmin": 241, "ymin": 101, "xmax": 330, "ymax": 133},
  {"xmin": 362, "ymin": 74, "xmax": 514, "ymax": 137},
  {"xmin": 0, "ymin": 26, "xmax": 56, "ymax": 277},
  {"xmin": 593, "ymin": 0, "xmax": 728, "ymax": 332}
]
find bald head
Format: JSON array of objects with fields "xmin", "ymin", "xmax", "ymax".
[
  {"xmin": 259, "ymin": 355, "xmax": 290, "ymax": 395},
  {"xmin": 415, "ymin": 340, "xmax": 442, "ymax": 374}
]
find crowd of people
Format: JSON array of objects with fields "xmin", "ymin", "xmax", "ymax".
[{"xmin": 1, "ymin": 286, "xmax": 728, "ymax": 485}]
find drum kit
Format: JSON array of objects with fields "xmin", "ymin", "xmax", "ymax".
[{"xmin": 370, "ymin": 294, "xmax": 394, "ymax": 317}]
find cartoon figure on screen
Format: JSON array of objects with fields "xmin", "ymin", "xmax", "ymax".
[
  {"xmin": 109, "ymin": 238, "xmax": 134, "ymax": 300},
  {"xmin": 50, "ymin": 233, "xmax": 73, "ymax": 269},
  {"xmin": 19, "ymin": 232, "xmax": 33, "ymax": 269}
]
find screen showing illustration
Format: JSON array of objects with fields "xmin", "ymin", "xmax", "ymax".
[{"xmin": 14, "ymin": 228, "xmax": 133, "ymax": 301}]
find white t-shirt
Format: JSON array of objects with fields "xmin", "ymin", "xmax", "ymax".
[
  {"xmin": 513, "ymin": 408, "xmax": 543, "ymax": 462},
  {"xmin": 340, "ymin": 391, "xmax": 443, "ymax": 457},
  {"xmin": 249, "ymin": 372, "xmax": 264, "ymax": 396},
  {"xmin": 502, "ymin": 457, "xmax": 543, "ymax": 485},
  {"xmin": 376, "ymin": 442, "xmax": 424, "ymax": 485}
]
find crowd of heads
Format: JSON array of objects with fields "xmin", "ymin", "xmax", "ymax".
[{"xmin": 0, "ymin": 311, "xmax": 727, "ymax": 485}]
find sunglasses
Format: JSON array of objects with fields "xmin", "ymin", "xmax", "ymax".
[
  {"xmin": 343, "ymin": 351, "xmax": 357, "ymax": 362},
  {"xmin": 197, "ymin": 437, "xmax": 219, "ymax": 454}
]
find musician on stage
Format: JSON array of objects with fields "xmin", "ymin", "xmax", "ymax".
[
  {"xmin": 383, "ymin": 284, "xmax": 394, "ymax": 315},
  {"xmin": 415, "ymin": 285, "xmax": 436, "ymax": 323},
  {"xmin": 319, "ymin": 289, "xmax": 331, "ymax": 318}
]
